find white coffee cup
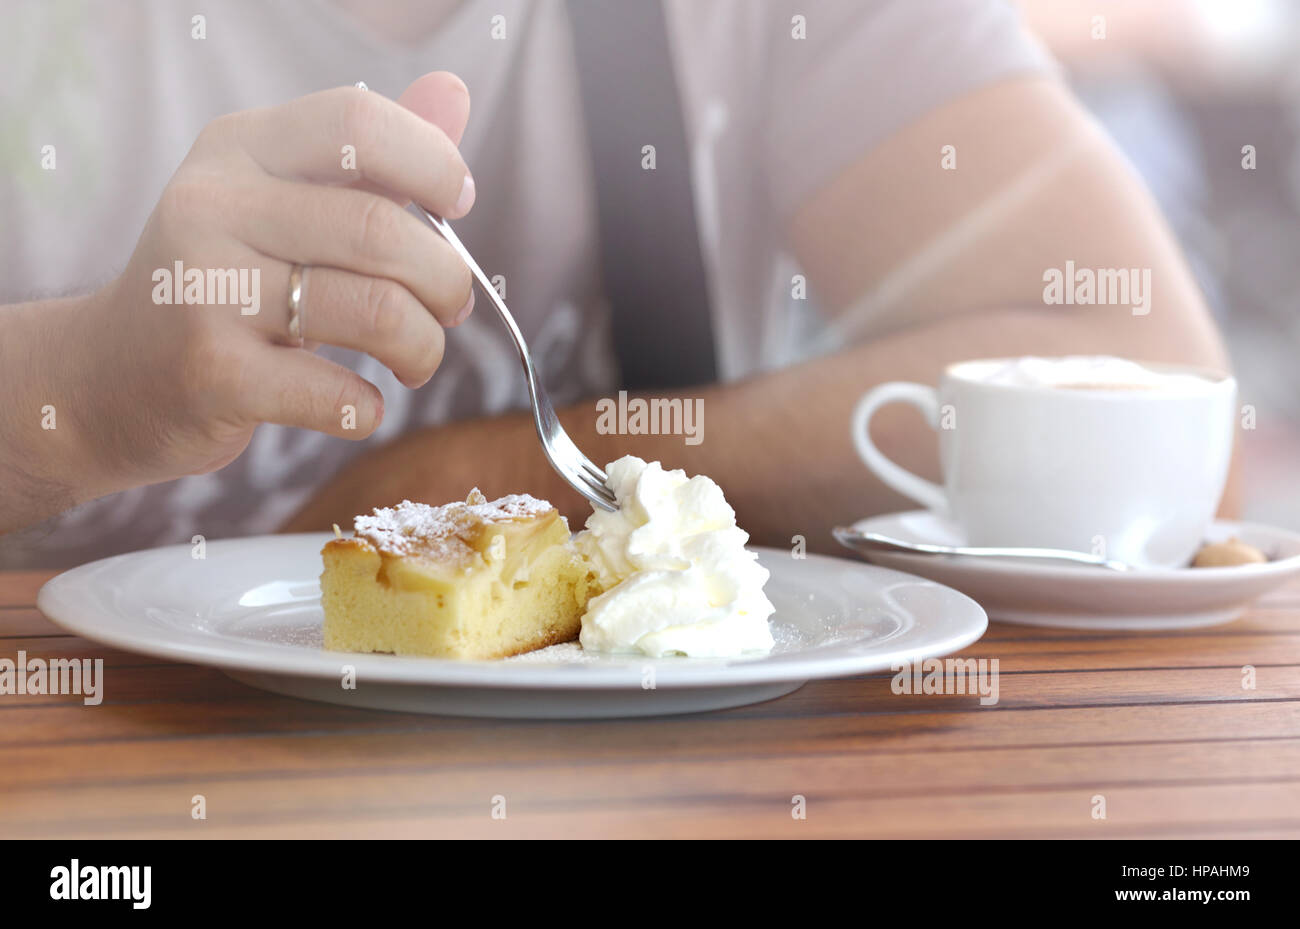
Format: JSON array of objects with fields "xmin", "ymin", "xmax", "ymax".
[{"xmin": 851, "ymin": 356, "xmax": 1237, "ymax": 567}]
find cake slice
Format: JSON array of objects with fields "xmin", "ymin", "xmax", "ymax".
[{"xmin": 321, "ymin": 490, "xmax": 590, "ymax": 659}]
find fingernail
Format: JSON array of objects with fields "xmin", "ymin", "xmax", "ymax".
[
  {"xmin": 454, "ymin": 289, "xmax": 475, "ymax": 325},
  {"xmin": 454, "ymin": 174, "xmax": 476, "ymax": 217}
]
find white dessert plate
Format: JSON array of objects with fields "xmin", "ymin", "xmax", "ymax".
[
  {"xmin": 846, "ymin": 511, "xmax": 1300, "ymax": 630},
  {"xmin": 36, "ymin": 533, "xmax": 987, "ymax": 718}
]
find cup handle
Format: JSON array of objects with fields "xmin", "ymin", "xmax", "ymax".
[{"xmin": 851, "ymin": 382, "xmax": 947, "ymax": 513}]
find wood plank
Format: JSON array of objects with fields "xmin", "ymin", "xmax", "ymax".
[
  {"xmin": 3, "ymin": 770, "xmax": 1298, "ymax": 840},
  {"xmin": 4, "ymin": 567, "xmax": 1299, "ymax": 839},
  {"xmin": 0, "ymin": 572, "xmax": 54, "ymax": 607},
  {"xmin": 0, "ymin": 664, "xmax": 260, "ymax": 707},
  {"xmin": 0, "ymin": 607, "xmax": 65, "ymax": 637},
  {"xmin": 0, "ymin": 635, "xmax": 172, "ymax": 668},
  {"xmin": 3, "ymin": 700, "xmax": 1299, "ymax": 792},
  {"xmin": 5, "ymin": 736, "xmax": 1300, "ymax": 813},
  {"xmin": 848, "ymin": 665, "xmax": 1300, "ymax": 708},
  {"xmin": 0, "ymin": 660, "xmax": 1295, "ymax": 716},
  {"xmin": 2, "ymin": 651, "xmax": 1294, "ymax": 719},
  {"xmin": 983, "ymin": 608, "xmax": 1300, "ymax": 639},
  {"xmin": 961, "ymin": 633, "xmax": 1300, "ymax": 670},
  {"xmin": 5, "ymin": 696, "xmax": 1294, "ymax": 758}
]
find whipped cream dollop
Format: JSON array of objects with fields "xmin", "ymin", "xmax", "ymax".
[{"xmin": 575, "ymin": 456, "xmax": 775, "ymax": 657}]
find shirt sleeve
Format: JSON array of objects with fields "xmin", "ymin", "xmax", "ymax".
[{"xmin": 763, "ymin": 0, "xmax": 1060, "ymax": 221}]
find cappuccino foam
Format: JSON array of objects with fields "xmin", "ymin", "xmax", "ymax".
[{"xmin": 958, "ymin": 356, "xmax": 1217, "ymax": 393}]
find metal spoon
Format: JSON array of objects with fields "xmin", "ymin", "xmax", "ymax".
[{"xmin": 832, "ymin": 526, "xmax": 1133, "ymax": 572}]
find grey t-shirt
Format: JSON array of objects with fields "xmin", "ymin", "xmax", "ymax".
[{"xmin": 0, "ymin": 0, "xmax": 1053, "ymax": 567}]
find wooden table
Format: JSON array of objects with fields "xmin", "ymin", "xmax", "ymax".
[{"xmin": 3, "ymin": 569, "xmax": 1298, "ymax": 839}]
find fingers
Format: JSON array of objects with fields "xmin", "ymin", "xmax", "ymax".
[
  {"xmin": 256, "ymin": 264, "xmax": 447, "ymax": 388},
  {"xmin": 236, "ymin": 85, "xmax": 475, "ymax": 218},
  {"xmin": 237, "ymin": 345, "xmax": 385, "ymax": 439},
  {"xmin": 232, "ymin": 176, "xmax": 473, "ymax": 327},
  {"xmin": 397, "ymin": 71, "xmax": 471, "ymax": 147}
]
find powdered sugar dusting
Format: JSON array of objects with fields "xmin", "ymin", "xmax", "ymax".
[
  {"xmin": 352, "ymin": 492, "xmax": 553, "ymax": 558},
  {"xmin": 505, "ymin": 642, "xmax": 603, "ymax": 663}
]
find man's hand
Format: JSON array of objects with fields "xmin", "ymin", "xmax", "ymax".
[{"xmin": 0, "ymin": 73, "xmax": 476, "ymax": 534}]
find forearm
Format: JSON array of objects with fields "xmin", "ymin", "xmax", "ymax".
[
  {"xmin": 282, "ymin": 297, "xmax": 1230, "ymax": 550},
  {"xmin": 0, "ymin": 295, "xmax": 119, "ymax": 533}
]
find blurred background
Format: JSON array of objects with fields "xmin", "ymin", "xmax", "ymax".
[{"xmin": 1017, "ymin": 0, "xmax": 1300, "ymax": 528}]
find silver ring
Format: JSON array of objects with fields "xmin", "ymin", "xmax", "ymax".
[{"xmin": 286, "ymin": 264, "xmax": 308, "ymax": 347}]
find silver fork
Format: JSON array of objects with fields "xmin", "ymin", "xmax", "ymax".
[{"xmin": 413, "ymin": 206, "xmax": 618, "ymax": 511}]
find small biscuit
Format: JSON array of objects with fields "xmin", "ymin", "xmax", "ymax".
[{"xmin": 1191, "ymin": 537, "xmax": 1267, "ymax": 568}]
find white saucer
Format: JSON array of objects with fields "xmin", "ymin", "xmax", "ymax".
[
  {"xmin": 36, "ymin": 533, "xmax": 987, "ymax": 718},
  {"xmin": 846, "ymin": 511, "xmax": 1300, "ymax": 629}
]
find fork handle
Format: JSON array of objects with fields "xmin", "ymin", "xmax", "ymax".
[{"xmin": 413, "ymin": 206, "xmax": 530, "ymax": 371}]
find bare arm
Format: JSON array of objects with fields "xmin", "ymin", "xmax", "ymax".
[
  {"xmin": 283, "ymin": 77, "xmax": 1234, "ymax": 547},
  {"xmin": 0, "ymin": 295, "xmax": 118, "ymax": 531}
]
